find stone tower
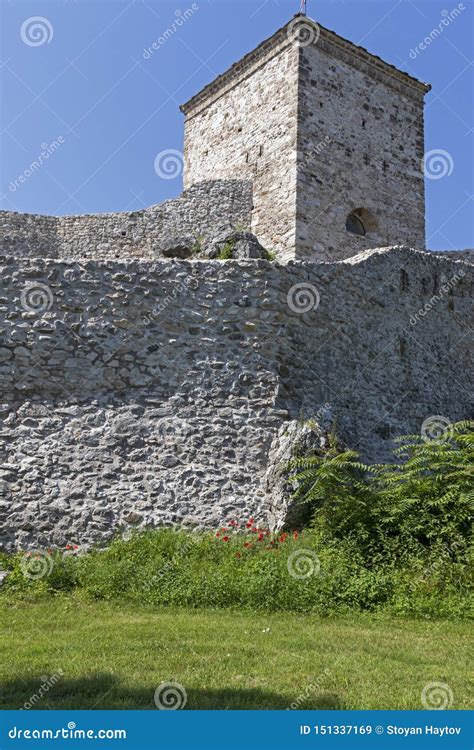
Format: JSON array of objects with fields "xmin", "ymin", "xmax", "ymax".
[{"xmin": 181, "ymin": 15, "xmax": 431, "ymax": 262}]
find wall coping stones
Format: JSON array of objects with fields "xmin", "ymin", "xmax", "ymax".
[{"xmin": 0, "ymin": 179, "xmax": 253, "ymax": 262}]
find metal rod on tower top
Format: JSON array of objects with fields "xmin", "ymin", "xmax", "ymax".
[{"xmin": 300, "ymin": 0, "xmax": 307, "ymax": 15}]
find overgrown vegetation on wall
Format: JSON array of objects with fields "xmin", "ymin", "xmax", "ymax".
[
  {"xmin": 2, "ymin": 423, "xmax": 471, "ymax": 620},
  {"xmin": 287, "ymin": 420, "xmax": 473, "ymax": 559}
]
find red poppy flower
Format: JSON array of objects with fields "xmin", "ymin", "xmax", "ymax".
[
  {"xmin": 257, "ymin": 533, "xmax": 264, "ymax": 541},
  {"xmin": 222, "ymin": 536, "xmax": 229, "ymax": 542},
  {"xmin": 293, "ymin": 531, "xmax": 299, "ymax": 540}
]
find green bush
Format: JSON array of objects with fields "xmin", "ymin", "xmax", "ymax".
[
  {"xmin": 288, "ymin": 420, "xmax": 473, "ymax": 561},
  {"xmin": 1, "ymin": 527, "xmax": 471, "ymax": 618},
  {"xmin": 1, "ymin": 422, "xmax": 471, "ymax": 619},
  {"xmin": 217, "ymin": 241, "xmax": 234, "ymax": 260}
]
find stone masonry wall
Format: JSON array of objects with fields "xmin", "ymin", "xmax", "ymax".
[
  {"xmin": 181, "ymin": 18, "xmax": 429, "ymax": 263},
  {"xmin": 0, "ymin": 247, "xmax": 471, "ymax": 550},
  {"xmin": 182, "ymin": 39, "xmax": 299, "ymax": 262},
  {"xmin": 296, "ymin": 41, "xmax": 427, "ymax": 261},
  {"xmin": 0, "ymin": 180, "xmax": 252, "ymax": 261}
]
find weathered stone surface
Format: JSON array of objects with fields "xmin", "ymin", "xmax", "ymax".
[
  {"xmin": 160, "ymin": 235, "xmax": 197, "ymax": 259},
  {"xmin": 432, "ymin": 249, "xmax": 474, "ymax": 264},
  {"xmin": 181, "ymin": 17, "xmax": 430, "ymax": 263},
  {"xmin": 0, "ymin": 247, "xmax": 471, "ymax": 551},
  {"xmin": 266, "ymin": 418, "xmax": 329, "ymax": 531},
  {"xmin": 0, "ymin": 180, "xmax": 252, "ymax": 261},
  {"xmin": 206, "ymin": 231, "xmax": 268, "ymax": 260}
]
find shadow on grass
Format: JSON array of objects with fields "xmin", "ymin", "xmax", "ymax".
[{"xmin": 0, "ymin": 673, "xmax": 344, "ymax": 710}]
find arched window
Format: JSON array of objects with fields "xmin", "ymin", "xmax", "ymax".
[
  {"xmin": 346, "ymin": 212, "xmax": 366, "ymax": 236},
  {"xmin": 346, "ymin": 208, "xmax": 378, "ymax": 238}
]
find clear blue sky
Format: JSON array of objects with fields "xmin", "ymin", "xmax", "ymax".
[{"xmin": 1, "ymin": 0, "xmax": 473, "ymax": 250}]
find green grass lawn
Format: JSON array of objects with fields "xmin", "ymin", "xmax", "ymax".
[{"xmin": 0, "ymin": 596, "xmax": 471, "ymax": 710}]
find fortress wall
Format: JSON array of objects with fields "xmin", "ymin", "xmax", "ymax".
[
  {"xmin": 279, "ymin": 248, "xmax": 472, "ymax": 459},
  {"xmin": 0, "ymin": 180, "xmax": 252, "ymax": 261},
  {"xmin": 0, "ymin": 247, "xmax": 471, "ymax": 550}
]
